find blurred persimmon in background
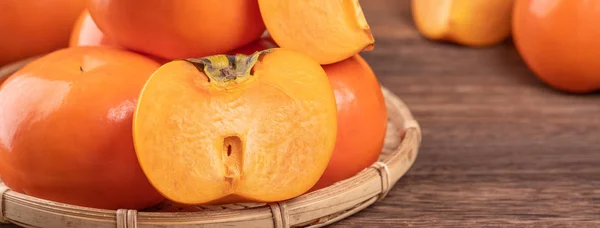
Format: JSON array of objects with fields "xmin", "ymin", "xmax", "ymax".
[
  {"xmin": 69, "ymin": 9, "xmax": 118, "ymax": 48},
  {"xmin": 86, "ymin": 0, "xmax": 266, "ymax": 60},
  {"xmin": 411, "ymin": 0, "xmax": 515, "ymax": 47},
  {"xmin": 0, "ymin": 0, "xmax": 85, "ymax": 66},
  {"xmin": 513, "ymin": 0, "xmax": 600, "ymax": 93}
]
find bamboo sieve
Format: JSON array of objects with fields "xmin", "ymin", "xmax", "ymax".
[{"xmin": 0, "ymin": 57, "xmax": 421, "ymax": 228}]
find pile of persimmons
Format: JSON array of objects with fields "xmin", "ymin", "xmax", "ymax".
[{"xmin": 0, "ymin": 0, "xmax": 388, "ymax": 210}]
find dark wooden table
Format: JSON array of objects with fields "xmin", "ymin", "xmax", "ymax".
[{"xmin": 333, "ymin": 0, "xmax": 600, "ymax": 227}]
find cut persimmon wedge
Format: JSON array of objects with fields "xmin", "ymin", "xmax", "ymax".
[
  {"xmin": 133, "ymin": 48, "xmax": 338, "ymax": 205},
  {"xmin": 258, "ymin": 0, "xmax": 375, "ymax": 65}
]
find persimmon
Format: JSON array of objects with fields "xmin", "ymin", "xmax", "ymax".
[
  {"xmin": 69, "ymin": 9, "xmax": 118, "ymax": 48},
  {"xmin": 86, "ymin": 0, "xmax": 266, "ymax": 60},
  {"xmin": 68, "ymin": 9, "xmax": 169, "ymax": 65},
  {"xmin": 133, "ymin": 48, "xmax": 338, "ymax": 205},
  {"xmin": 0, "ymin": 46, "xmax": 165, "ymax": 210},
  {"xmin": 411, "ymin": 0, "xmax": 515, "ymax": 47},
  {"xmin": 0, "ymin": 0, "xmax": 85, "ymax": 66},
  {"xmin": 311, "ymin": 55, "xmax": 388, "ymax": 191},
  {"xmin": 513, "ymin": 0, "xmax": 600, "ymax": 93},
  {"xmin": 229, "ymin": 41, "xmax": 387, "ymax": 191},
  {"xmin": 228, "ymin": 35, "xmax": 278, "ymax": 55},
  {"xmin": 258, "ymin": 0, "xmax": 375, "ymax": 65}
]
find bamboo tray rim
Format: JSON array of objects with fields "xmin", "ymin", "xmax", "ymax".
[{"xmin": 0, "ymin": 57, "xmax": 422, "ymax": 228}]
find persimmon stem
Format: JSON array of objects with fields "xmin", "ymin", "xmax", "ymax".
[{"xmin": 186, "ymin": 49, "xmax": 272, "ymax": 87}]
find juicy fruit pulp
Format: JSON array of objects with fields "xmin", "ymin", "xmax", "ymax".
[
  {"xmin": 133, "ymin": 48, "xmax": 338, "ymax": 204},
  {"xmin": 411, "ymin": 0, "xmax": 515, "ymax": 47},
  {"xmin": 311, "ymin": 54, "xmax": 387, "ymax": 190},
  {"xmin": 87, "ymin": 0, "xmax": 266, "ymax": 60},
  {"xmin": 513, "ymin": 0, "xmax": 600, "ymax": 93},
  {"xmin": 0, "ymin": 46, "xmax": 165, "ymax": 210},
  {"xmin": 258, "ymin": 0, "xmax": 374, "ymax": 65}
]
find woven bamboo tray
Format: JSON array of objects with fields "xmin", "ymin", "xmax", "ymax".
[{"xmin": 0, "ymin": 57, "xmax": 422, "ymax": 228}]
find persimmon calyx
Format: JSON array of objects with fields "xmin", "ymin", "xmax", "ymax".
[{"xmin": 187, "ymin": 49, "xmax": 271, "ymax": 87}]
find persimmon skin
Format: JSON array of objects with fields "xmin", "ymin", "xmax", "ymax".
[
  {"xmin": 69, "ymin": 9, "xmax": 119, "ymax": 48},
  {"xmin": 68, "ymin": 11, "xmax": 169, "ymax": 65},
  {"xmin": 0, "ymin": 0, "xmax": 85, "ymax": 66},
  {"xmin": 0, "ymin": 46, "xmax": 165, "ymax": 210},
  {"xmin": 87, "ymin": 0, "xmax": 266, "ymax": 60},
  {"xmin": 133, "ymin": 48, "xmax": 338, "ymax": 205},
  {"xmin": 228, "ymin": 35, "xmax": 278, "ymax": 55},
  {"xmin": 311, "ymin": 55, "xmax": 387, "ymax": 191},
  {"xmin": 513, "ymin": 0, "xmax": 600, "ymax": 93}
]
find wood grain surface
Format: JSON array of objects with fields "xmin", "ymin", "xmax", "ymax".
[{"xmin": 331, "ymin": 0, "xmax": 600, "ymax": 227}]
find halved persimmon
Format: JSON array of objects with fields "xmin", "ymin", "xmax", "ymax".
[
  {"xmin": 411, "ymin": 0, "xmax": 515, "ymax": 47},
  {"xmin": 133, "ymin": 48, "xmax": 338, "ymax": 204},
  {"xmin": 258, "ymin": 0, "xmax": 375, "ymax": 64}
]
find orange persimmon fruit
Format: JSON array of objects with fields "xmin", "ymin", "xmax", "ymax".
[
  {"xmin": 230, "ymin": 40, "xmax": 388, "ymax": 191},
  {"xmin": 228, "ymin": 35, "xmax": 278, "ymax": 55},
  {"xmin": 133, "ymin": 48, "xmax": 338, "ymax": 205},
  {"xmin": 86, "ymin": 0, "xmax": 266, "ymax": 60},
  {"xmin": 0, "ymin": 0, "xmax": 86, "ymax": 66},
  {"xmin": 69, "ymin": 9, "xmax": 119, "ymax": 48},
  {"xmin": 68, "ymin": 9, "xmax": 169, "ymax": 64},
  {"xmin": 258, "ymin": 0, "xmax": 375, "ymax": 65},
  {"xmin": 411, "ymin": 0, "xmax": 515, "ymax": 47},
  {"xmin": 513, "ymin": 0, "xmax": 600, "ymax": 93},
  {"xmin": 311, "ymin": 55, "xmax": 388, "ymax": 191},
  {"xmin": 0, "ymin": 46, "xmax": 165, "ymax": 210}
]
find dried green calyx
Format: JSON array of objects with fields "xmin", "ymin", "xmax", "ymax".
[{"xmin": 187, "ymin": 50, "xmax": 271, "ymax": 87}]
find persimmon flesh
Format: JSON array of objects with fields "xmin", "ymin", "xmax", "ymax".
[
  {"xmin": 258, "ymin": 0, "xmax": 375, "ymax": 65},
  {"xmin": 133, "ymin": 48, "xmax": 338, "ymax": 204}
]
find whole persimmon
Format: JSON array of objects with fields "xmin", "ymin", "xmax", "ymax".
[
  {"xmin": 0, "ymin": 46, "xmax": 165, "ymax": 210},
  {"xmin": 513, "ymin": 0, "xmax": 600, "ymax": 93},
  {"xmin": 68, "ymin": 10, "xmax": 169, "ymax": 65},
  {"xmin": 311, "ymin": 54, "xmax": 388, "ymax": 191},
  {"xmin": 0, "ymin": 0, "xmax": 86, "ymax": 66},
  {"xmin": 228, "ymin": 35, "xmax": 277, "ymax": 55},
  {"xmin": 133, "ymin": 48, "xmax": 338, "ymax": 205},
  {"xmin": 69, "ymin": 9, "xmax": 118, "ymax": 48},
  {"xmin": 87, "ymin": 0, "xmax": 266, "ymax": 60}
]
